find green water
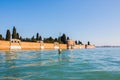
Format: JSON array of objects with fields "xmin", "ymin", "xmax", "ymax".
[{"xmin": 0, "ymin": 48, "xmax": 120, "ymax": 80}]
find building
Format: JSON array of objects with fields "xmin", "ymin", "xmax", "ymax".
[{"xmin": 67, "ymin": 40, "xmax": 75, "ymax": 49}]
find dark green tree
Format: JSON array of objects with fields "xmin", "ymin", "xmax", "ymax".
[
  {"xmin": 6, "ymin": 29, "xmax": 11, "ymax": 41},
  {"xmin": 12, "ymin": 26, "xmax": 17, "ymax": 39},
  {"xmin": 16, "ymin": 33, "xmax": 19, "ymax": 39},
  {"xmin": 87, "ymin": 41, "xmax": 90, "ymax": 45},
  {"xmin": 36, "ymin": 33, "xmax": 39, "ymax": 41},
  {"xmin": 54, "ymin": 38, "xmax": 58, "ymax": 42},
  {"xmin": 0, "ymin": 34, "xmax": 3, "ymax": 40},
  {"xmin": 44, "ymin": 37, "xmax": 54, "ymax": 43},
  {"xmin": 61, "ymin": 33, "xmax": 67, "ymax": 44},
  {"xmin": 78, "ymin": 41, "xmax": 83, "ymax": 45},
  {"xmin": 67, "ymin": 37, "xmax": 70, "ymax": 40},
  {"xmin": 75, "ymin": 40, "xmax": 78, "ymax": 44},
  {"xmin": 38, "ymin": 36, "xmax": 42, "ymax": 41},
  {"xmin": 48, "ymin": 37, "xmax": 54, "ymax": 43},
  {"xmin": 31, "ymin": 36, "xmax": 35, "ymax": 42}
]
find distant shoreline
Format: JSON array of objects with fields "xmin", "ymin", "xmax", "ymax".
[{"xmin": 96, "ymin": 46, "xmax": 120, "ymax": 48}]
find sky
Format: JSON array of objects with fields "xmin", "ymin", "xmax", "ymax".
[{"xmin": 0, "ymin": 0, "xmax": 120, "ymax": 46}]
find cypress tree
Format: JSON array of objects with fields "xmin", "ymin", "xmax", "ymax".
[
  {"xmin": 88, "ymin": 41, "xmax": 90, "ymax": 45},
  {"xmin": 6, "ymin": 29, "xmax": 11, "ymax": 41},
  {"xmin": 0, "ymin": 34, "xmax": 3, "ymax": 40},
  {"xmin": 36, "ymin": 33, "xmax": 39, "ymax": 41},
  {"xmin": 16, "ymin": 33, "xmax": 19, "ymax": 39},
  {"xmin": 61, "ymin": 33, "xmax": 67, "ymax": 44},
  {"xmin": 67, "ymin": 37, "xmax": 70, "ymax": 40},
  {"xmin": 38, "ymin": 36, "xmax": 42, "ymax": 41},
  {"xmin": 75, "ymin": 40, "xmax": 78, "ymax": 44},
  {"xmin": 12, "ymin": 26, "xmax": 17, "ymax": 39},
  {"xmin": 31, "ymin": 36, "xmax": 35, "ymax": 42}
]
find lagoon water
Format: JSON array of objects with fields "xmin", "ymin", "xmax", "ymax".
[{"xmin": 0, "ymin": 48, "xmax": 120, "ymax": 80}]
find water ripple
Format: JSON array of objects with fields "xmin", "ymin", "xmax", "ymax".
[{"xmin": 0, "ymin": 48, "xmax": 120, "ymax": 80}]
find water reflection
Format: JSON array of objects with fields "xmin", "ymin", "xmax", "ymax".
[
  {"xmin": 0, "ymin": 48, "xmax": 120, "ymax": 80},
  {"xmin": 4, "ymin": 51, "xmax": 17, "ymax": 69},
  {"xmin": 57, "ymin": 50, "xmax": 73, "ymax": 63},
  {"xmin": 5, "ymin": 51, "xmax": 17, "ymax": 61},
  {"xmin": 1, "ymin": 51, "xmax": 21, "ymax": 79},
  {"xmin": 58, "ymin": 54, "xmax": 62, "ymax": 62}
]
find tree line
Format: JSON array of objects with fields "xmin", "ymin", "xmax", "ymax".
[
  {"xmin": 0, "ymin": 26, "xmax": 90, "ymax": 45},
  {"xmin": 0, "ymin": 26, "xmax": 80, "ymax": 44}
]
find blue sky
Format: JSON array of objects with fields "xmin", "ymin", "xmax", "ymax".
[{"xmin": 0, "ymin": 0, "xmax": 120, "ymax": 46}]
